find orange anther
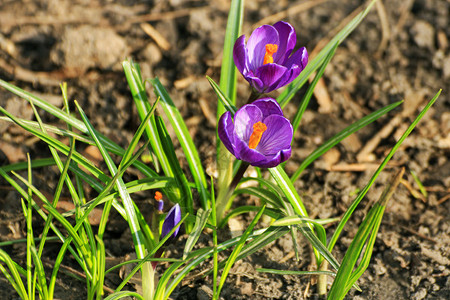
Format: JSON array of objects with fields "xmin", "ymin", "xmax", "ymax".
[
  {"xmin": 154, "ymin": 191, "xmax": 163, "ymax": 201},
  {"xmin": 263, "ymin": 44, "xmax": 278, "ymax": 65},
  {"xmin": 248, "ymin": 121, "xmax": 267, "ymax": 149}
]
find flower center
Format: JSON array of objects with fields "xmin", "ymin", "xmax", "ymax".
[
  {"xmin": 248, "ymin": 121, "xmax": 267, "ymax": 149},
  {"xmin": 263, "ymin": 44, "xmax": 278, "ymax": 65}
]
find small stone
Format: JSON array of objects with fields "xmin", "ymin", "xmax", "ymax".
[
  {"xmin": 411, "ymin": 288, "xmax": 427, "ymax": 300},
  {"xmin": 240, "ymin": 282, "xmax": 253, "ymax": 295},
  {"xmin": 197, "ymin": 285, "xmax": 213, "ymax": 300},
  {"xmin": 142, "ymin": 43, "xmax": 162, "ymax": 65},
  {"xmin": 442, "ymin": 55, "xmax": 450, "ymax": 79},
  {"xmin": 410, "ymin": 20, "xmax": 435, "ymax": 50}
]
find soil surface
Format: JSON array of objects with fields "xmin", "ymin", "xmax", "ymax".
[{"xmin": 0, "ymin": 0, "xmax": 449, "ymax": 299}]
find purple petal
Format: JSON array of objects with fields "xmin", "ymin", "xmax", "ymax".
[
  {"xmin": 233, "ymin": 35, "xmax": 248, "ymax": 75},
  {"xmin": 255, "ymin": 152, "xmax": 283, "ymax": 168},
  {"xmin": 234, "ymin": 104, "xmax": 263, "ymax": 142},
  {"xmin": 161, "ymin": 204, "xmax": 181, "ymax": 239},
  {"xmin": 156, "ymin": 199, "xmax": 164, "ymax": 212},
  {"xmin": 255, "ymin": 146, "xmax": 292, "ymax": 168},
  {"xmin": 256, "ymin": 115, "xmax": 293, "ymax": 155},
  {"xmin": 243, "ymin": 72, "xmax": 265, "ymax": 93},
  {"xmin": 279, "ymin": 147, "xmax": 292, "ymax": 163},
  {"xmin": 218, "ymin": 112, "xmax": 236, "ymax": 156},
  {"xmin": 273, "ymin": 21, "xmax": 296, "ymax": 64},
  {"xmin": 255, "ymin": 63, "xmax": 287, "ymax": 93},
  {"xmin": 273, "ymin": 64, "xmax": 302, "ymax": 90},
  {"xmin": 252, "ymin": 98, "xmax": 283, "ymax": 119},
  {"xmin": 234, "ymin": 135, "xmax": 269, "ymax": 166},
  {"xmin": 285, "ymin": 47, "xmax": 308, "ymax": 70},
  {"xmin": 247, "ymin": 25, "xmax": 279, "ymax": 70},
  {"xmin": 274, "ymin": 47, "xmax": 308, "ymax": 89}
]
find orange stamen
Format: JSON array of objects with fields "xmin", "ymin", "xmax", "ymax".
[
  {"xmin": 248, "ymin": 121, "xmax": 267, "ymax": 149},
  {"xmin": 263, "ymin": 44, "xmax": 278, "ymax": 65},
  {"xmin": 154, "ymin": 191, "xmax": 163, "ymax": 201}
]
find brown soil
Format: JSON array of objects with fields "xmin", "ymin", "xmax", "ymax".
[{"xmin": 0, "ymin": 0, "xmax": 449, "ymax": 299}]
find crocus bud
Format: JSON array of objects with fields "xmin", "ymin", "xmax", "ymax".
[{"xmin": 161, "ymin": 203, "xmax": 181, "ymax": 240}]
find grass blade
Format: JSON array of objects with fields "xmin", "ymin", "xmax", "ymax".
[
  {"xmin": 103, "ymin": 291, "xmax": 145, "ymax": 300},
  {"xmin": 207, "ymin": 76, "xmax": 237, "ymax": 115},
  {"xmin": 154, "ymin": 115, "xmax": 194, "ymax": 229},
  {"xmin": 328, "ymin": 90, "xmax": 441, "ymax": 252},
  {"xmin": 151, "ymin": 78, "xmax": 210, "ymax": 210},
  {"xmin": 218, "ymin": 0, "xmax": 243, "ymax": 106},
  {"xmin": 30, "ymin": 247, "xmax": 48, "ymax": 299},
  {"xmin": 119, "ymin": 96, "xmax": 158, "ymax": 169},
  {"xmin": 0, "ymin": 106, "xmax": 109, "ymax": 182},
  {"xmin": 216, "ymin": 0, "xmax": 244, "ymax": 225},
  {"xmin": 183, "ymin": 208, "xmax": 212, "ymax": 259},
  {"xmin": 269, "ymin": 166, "xmax": 308, "ymax": 217},
  {"xmin": 328, "ymin": 168, "xmax": 405, "ymax": 299},
  {"xmin": 257, "ymin": 268, "xmax": 336, "ymax": 277},
  {"xmin": 0, "ymin": 250, "xmax": 29, "ymax": 300},
  {"xmin": 291, "ymin": 100, "xmax": 403, "ymax": 182},
  {"xmin": 74, "ymin": 101, "xmax": 146, "ymax": 257},
  {"xmin": 0, "ymin": 78, "xmax": 156, "ymax": 177},
  {"xmin": 162, "ymin": 227, "xmax": 280, "ymax": 299},
  {"xmin": 277, "ymin": 0, "xmax": 378, "ymax": 107},
  {"xmin": 215, "ymin": 206, "xmax": 266, "ymax": 299},
  {"xmin": 292, "ymin": 42, "xmax": 339, "ymax": 135}
]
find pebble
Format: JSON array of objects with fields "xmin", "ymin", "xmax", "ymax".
[
  {"xmin": 443, "ymin": 55, "xmax": 450, "ymax": 79},
  {"xmin": 411, "ymin": 287, "xmax": 427, "ymax": 300},
  {"xmin": 410, "ymin": 20, "xmax": 435, "ymax": 50}
]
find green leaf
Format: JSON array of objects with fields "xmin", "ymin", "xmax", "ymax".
[
  {"xmin": 269, "ymin": 166, "xmax": 309, "ymax": 217},
  {"xmin": 292, "ymin": 42, "xmax": 338, "ymax": 135},
  {"xmin": 0, "ymin": 249, "xmax": 29, "ymax": 300},
  {"xmin": 151, "ymin": 77, "xmax": 209, "ymax": 210},
  {"xmin": 74, "ymin": 101, "xmax": 147, "ymax": 259},
  {"xmin": 207, "ymin": 76, "xmax": 237, "ymax": 115},
  {"xmin": 328, "ymin": 168, "xmax": 405, "ymax": 299},
  {"xmin": 115, "ymin": 213, "xmax": 189, "ymax": 294},
  {"xmin": 291, "ymin": 100, "xmax": 403, "ymax": 182},
  {"xmin": 221, "ymin": 205, "xmax": 281, "ymax": 228},
  {"xmin": 0, "ymin": 78, "xmax": 158, "ymax": 179},
  {"xmin": 328, "ymin": 90, "xmax": 441, "ymax": 253},
  {"xmin": 119, "ymin": 96, "xmax": 158, "ymax": 170},
  {"xmin": 277, "ymin": 0, "xmax": 378, "ymax": 107},
  {"xmin": 218, "ymin": 0, "xmax": 243, "ymax": 106},
  {"xmin": 215, "ymin": 0, "xmax": 244, "ymax": 225},
  {"xmin": 183, "ymin": 208, "xmax": 212, "ymax": 259},
  {"xmin": 271, "ymin": 215, "xmax": 340, "ymax": 227},
  {"xmin": 257, "ymin": 268, "xmax": 337, "ymax": 277},
  {"xmin": 103, "ymin": 291, "xmax": 144, "ymax": 300},
  {"xmin": 30, "ymin": 247, "xmax": 48, "ymax": 299},
  {"xmin": 215, "ymin": 206, "xmax": 266, "ymax": 299},
  {"xmin": 162, "ymin": 227, "xmax": 281, "ymax": 299}
]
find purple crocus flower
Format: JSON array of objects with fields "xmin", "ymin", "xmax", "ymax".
[
  {"xmin": 233, "ymin": 21, "xmax": 308, "ymax": 93},
  {"xmin": 218, "ymin": 98, "xmax": 293, "ymax": 168},
  {"xmin": 152, "ymin": 203, "xmax": 181, "ymax": 270},
  {"xmin": 161, "ymin": 203, "xmax": 181, "ymax": 240}
]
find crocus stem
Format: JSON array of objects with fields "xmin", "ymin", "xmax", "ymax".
[
  {"xmin": 215, "ymin": 162, "xmax": 250, "ymax": 226},
  {"xmin": 141, "ymin": 261, "xmax": 154, "ymax": 300},
  {"xmin": 317, "ymin": 259, "xmax": 328, "ymax": 299},
  {"xmin": 247, "ymin": 89, "xmax": 262, "ymax": 104},
  {"xmin": 229, "ymin": 162, "xmax": 250, "ymax": 192}
]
